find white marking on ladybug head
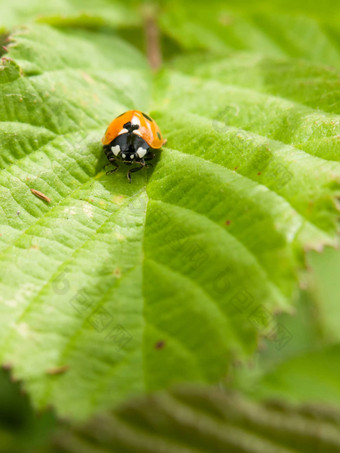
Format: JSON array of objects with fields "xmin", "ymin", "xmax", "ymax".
[
  {"xmin": 121, "ymin": 153, "xmax": 126, "ymax": 159},
  {"xmin": 111, "ymin": 145, "xmax": 120, "ymax": 156},
  {"xmin": 136, "ymin": 147, "xmax": 147, "ymax": 158},
  {"xmin": 130, "ymin": 154, "xmax": 135, "ymax": 159},
  {"xmin": 118, "ymin": 128, "xmax": 128, "ymax": 135}
]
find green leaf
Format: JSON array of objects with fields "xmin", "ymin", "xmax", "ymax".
[
  {"xmin": 0, "ymin": 0, "xmax": 140, "ymax": 29},
  {"xmin": 232, "ymin": 248, "xmax": 340, "ymax": 409},
  {"xmin": 308, "ymin": 247, "xmax": 340, "ymax": 342},
  {"xmin": 0, "ymin": 369, "xmax": 56, "ymax": 453},
  {"xmin": 160, "ymin": 0, "xmax": 340, "ymax": 67},
  {"xmin": 0, "ymin": 22, "xmax": 339, "ymax": 420},
  {"xmin": 54, "ymin": 387, "xmax": 340, "ymax": 453},
  {"xmin": 247, "ymin": 344, "xmax": 340, "ymax": 408}
]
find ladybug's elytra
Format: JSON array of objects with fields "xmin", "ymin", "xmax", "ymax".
[{"xmin": 102, "ymin": 110, "xmax": 166, "ymax": 182}]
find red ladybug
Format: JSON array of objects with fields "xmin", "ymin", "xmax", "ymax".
[{"xmin": 102, "ymin": 110, "xmax": 166, "ymax": 182}]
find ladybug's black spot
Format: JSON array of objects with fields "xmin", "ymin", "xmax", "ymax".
[
  {"xmin": 157, "ymin": 132, "xmax": 161, "ymax": 140},
  {"xmin": 124, "ymin": 121, "xmax": 139, "ymax": 132},
  {"xmin": 142, "ymin": 112, "xmax": 153, "ymax": 121}
]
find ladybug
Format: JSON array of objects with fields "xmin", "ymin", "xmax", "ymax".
[{"xmin": 102, "ymin": 110, "xmax": 166, "ymax": 182}]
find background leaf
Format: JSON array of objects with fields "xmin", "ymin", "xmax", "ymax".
[
  {"xmin": 52, "ymin": 387, "xmax": 340, "ymax": 453},
  {"xmin": 0, "ymin": 0, "xmax": 140, "ymax": 29},
  {"xmin": 231, "ymin": 248, "xmax": 340, "ymax": 409},
  {"xmin": 159, "ymin": 0, "xmax": 340, "ymax": 67}
]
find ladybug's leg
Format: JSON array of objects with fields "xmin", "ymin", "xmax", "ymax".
[
  {"xmin": 106, "ymin": 158, "xmax": 119, "ymax": 175},
  {"xmin": 126, "ymin": 160, "xmax": 146, "ymax": 183},
  {"xmin": 142, "ymin": 152, "xmax": 155, "ymax": 168},
  {"xmin": 144, "ymin": 152, "xmax": 155, "ymax": 161}
]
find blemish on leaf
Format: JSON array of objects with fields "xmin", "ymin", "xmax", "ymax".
[
  {"xmin": 47, "ymin": 365, "xmax": 69, "ymax": 375},
  {"xmin": 5, "ymin": 299, "xmax": 17, "ymax": 308},
  {"xmin": 114, "ymin": 268, "xmax": 121, "ymax": 278},
  {"xmin": 83, "ymin": 203, "xmax": 93, "ymax": 218},
  {"xmin": 155, "ymin": 340, "xmax": 165, "ymax": 349},
  {"xmin": 114, "ymin": 232, "xmax": 126, "ymax": 241},
  {"xmin": 2, "ymin": 363, "xmax": 12, "ymax": 371},
  {"xmin": 219, "ymin": 13, "xmax": 233, "ymax": 26},
  {"xmin": 0, "ymin": 33, "xmax": 9, "ymax": 58},
  {"xmin": 16, "ymin": 322, "xmax": 31, "ymax": 339},
  {"xmin": 112, "ymin": 195, "xmax": 125, "ymax": 205},
  {"xmin": 82, "ymin": 72, "xmax": 95, "ymax": 84},
  {"xmin": 226, "ymin": 220, "xmax": 231, "ymax": 226},
  {"xmin": 31, "ymin": 189, "xmax": 51, "ymax": 203},
  {"xmin": 64, "ymin": 207, "xmax": 76, "ymax": 216}
]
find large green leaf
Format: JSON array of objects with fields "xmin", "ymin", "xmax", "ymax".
[{"xmin": 0, "ymin": 21, "xmax": 339, "ymax": 420}]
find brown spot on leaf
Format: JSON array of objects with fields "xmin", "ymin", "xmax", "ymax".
[
  {"xmin": 47, "ymin": 365, "xmax": 69, "ymax": 375},
  {"xmin": 219, "ymin": 13, "xmax": 233, "ymax": 26},
  {"xmin": 2, "ymin": 363, "xmax": 12, "ymax": 370},
  {"xmin": 31, "ymin": 189, "xmax": 51, "ymax": 203},
  {"xmin": 114, "ymin": 268, "xmax": 121, "ymax": 278},
  {"xmin": 0, "ymin": 33, "xmax": 9, "ymax": 57},
  {"xmin": 155, "ymin": 340, "xmax": 165, "ymax": 349},
  {"xmin": 82, "ymin": 72, "xmax": 95, "ymax": 84}
]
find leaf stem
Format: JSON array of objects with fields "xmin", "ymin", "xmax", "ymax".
[{"xmin": 143, "ymin": 4, "xmax": 162, "ymax": 71}]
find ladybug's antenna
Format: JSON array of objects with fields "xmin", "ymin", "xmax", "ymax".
[{"xmin": 124, "ymin": 122, "xmax": 139, "ymax": 133}]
